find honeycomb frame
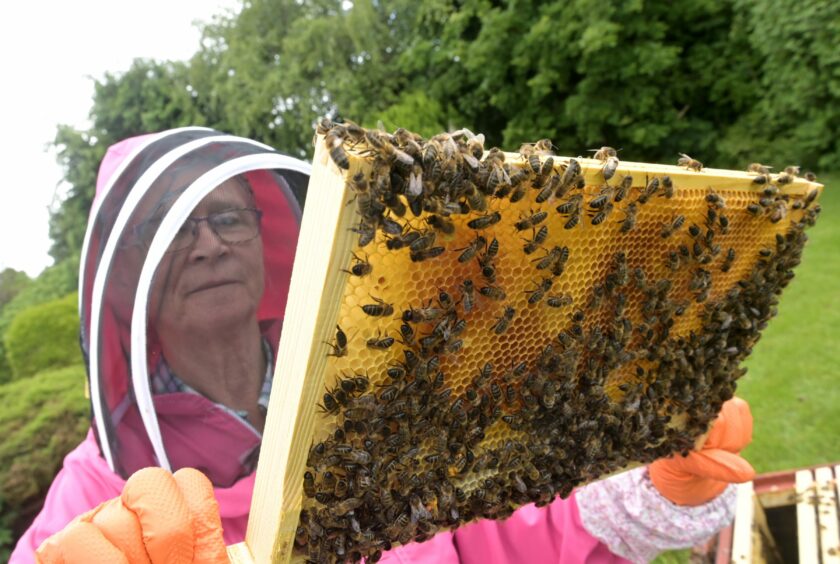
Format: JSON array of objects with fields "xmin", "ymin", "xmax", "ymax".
[{"xmin": 233, "ymin": 129, "xmax": 823, "ymax": 564}]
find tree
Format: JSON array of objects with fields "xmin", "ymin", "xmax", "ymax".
[
  {"xmin": 47, "ymin": 0, "xmax": 839, "ymax": 266},
  {"xmin": 50, "ymin": 59, "xmax": 212, "ymax": 263},
  {"xmin": 0, "ymin": 269, "xmax": 31, "ymax": 311}
]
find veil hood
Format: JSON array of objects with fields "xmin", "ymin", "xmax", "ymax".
[{"xmin": 78, "ymin": 127, "xmax": 310, "ymax": 486}]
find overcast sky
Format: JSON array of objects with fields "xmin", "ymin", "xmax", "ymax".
[{"xmin": 0, "ymin": 0, "xmax": 241, "ymax": 277}]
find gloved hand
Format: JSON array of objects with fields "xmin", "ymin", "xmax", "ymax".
[
  {"xmin": 36, "ymin": 467, "xmax": 228, "ymax": 563},
  {"xmin": 649, "ymin": 396, "xmax": 756, "ymax": 506}
]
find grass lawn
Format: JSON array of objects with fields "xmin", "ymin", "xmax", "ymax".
[{"xmin": 654, "ymin": 172, "xmax": 838, "ymax": 563}]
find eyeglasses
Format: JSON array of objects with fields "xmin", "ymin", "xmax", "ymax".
[
  {"xmin": 130, "ymin": 207, "xmax": 263, "ymax": 253},
  {"xmin": 167, "ymin": 207, "xmax": 263, "ymax": 253}
]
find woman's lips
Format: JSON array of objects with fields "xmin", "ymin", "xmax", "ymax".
[{"xmin": 188, "ymin": 280, "xmax": 239, "ymax": 294}]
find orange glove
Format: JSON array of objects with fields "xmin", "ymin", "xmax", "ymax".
[
  {"xmin": 649, "ymin": 397, "xmax": 756, "ymax": 506},
  {"xmin": 36, "ymin": 467, "xmax": 228, "ymax": 563}
]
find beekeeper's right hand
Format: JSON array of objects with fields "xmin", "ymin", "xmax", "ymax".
[{"xmin": 36, "ymin": 467, "xmax": 228, "ymax": 563}]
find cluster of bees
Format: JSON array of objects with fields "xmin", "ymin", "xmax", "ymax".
[{"xmin": 295, "ymin": 119, "xmax": 821, "ymax": 562}]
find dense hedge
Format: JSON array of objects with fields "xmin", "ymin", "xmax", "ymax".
[
  {"xmin": 4, "ymin": 293, "xmax": 80, "ymax": 382},
  {"xmin": 0, "ymin": 364, "xmax": 89, "ymax": 558},
  {"xmin": 0, "ymin": 258, "xmax": 78, "ymax": 382}
]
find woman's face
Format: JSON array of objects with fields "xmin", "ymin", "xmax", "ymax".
[{"xmin": 149, "ymin": 178, "xmax": 265, "ymax": 341}]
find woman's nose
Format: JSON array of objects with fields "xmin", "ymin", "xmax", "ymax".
[{"xmin": 188, "ymin": 220, "xmax": 229, "ymax": 261}]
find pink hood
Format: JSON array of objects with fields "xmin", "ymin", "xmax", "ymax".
[{"xmin": 14, "ymin": 128, "xmax": 312, "ymax": 561}]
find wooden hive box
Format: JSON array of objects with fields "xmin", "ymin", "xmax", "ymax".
[{"xmin": 227, "ymin": 125, "xmax": 823, "ymax": 563}]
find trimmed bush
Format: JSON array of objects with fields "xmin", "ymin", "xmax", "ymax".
[
  {"xmin": 0, "ymin": 364, "xmax": 89, "ymax": 556},
  {"xmin": 4, "ymin": 293, "xmax": 80, "ymax": 382},
  {"xmin": 0, "ymin": 258, "xmax": 78, "ymax": 382}
]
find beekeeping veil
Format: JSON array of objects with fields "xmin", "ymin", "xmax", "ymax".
[{"xmin": 79, "ymin": 127, "xmax": 310, "ymax": 487}]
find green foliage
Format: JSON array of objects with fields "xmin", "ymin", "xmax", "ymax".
[
  {"xmin": 721, "ymin": 0, "xmax": 840, "ymax": 171},
  {"xmin": 0, "ymin": 365, "xmax": 89, "ymax": 556},
  {"xmin": 0, "ymin": 269, "xmax": 31, "ymax": 310},
  {"xmin": 4, "ymin": 294, "xmax": 80, "ymax": 382},
  {"xmin": 47, "ymin": 0, "xmax": 838, "ymax": 287},
  {"xmin": 0, "ymin": 259, "xmax": 78, "ymax": 383},
  {"xmin": 50, "ymin": 59, "xmax": 210, "ymax": 263}
]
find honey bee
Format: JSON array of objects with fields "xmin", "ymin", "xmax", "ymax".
[
  {"xmin": 467, "ymin": 211, "xmax": 502, "ymax": 230},
  {"xmin": 526, "ymin": 277, "xmax": 553, "ymax": 305},
  {"xmin": 325, "ymin": 127, "xmax": 350, "ymax": 170},
  {"xmin": 777, "ymin": 166, "xmax": 800, "ymax": 184},
  {"xmin": 769, "ymin": 200, "xmax": 787, "ymax": 223},
  {"xmin": 589, "ymin": 202, "xmax": 614, "ymax": 225},
  {"xmin": 535, "ymin": 175, "xmax": 558, "ymax": 203},
  {"xmin": 677, "ymin": 153, "xmax": 703, "ymax": 172},
  {"xmin": 456, "ymin": 235, "xmax": 487, "ymax": 263},
  {"xmin": 660, "ymin": 175, "xmax": 674, "ymax": 198},
  {"xmin": 351, "ymin": 220, "xmax": 376, "ymax": 247},
  {"xmin": 325, "ymin": 324, "xmax": 348, "ymax": 357},
  {"xmin": 556, "ymin": 194, "xmax": 583, "ymax": 229},
  {"xmin": 660, "ymin": 215, "xmax": 685, "ymax": 238},
  {"xmin": 519, "ymin": 143, "xmax": 541, "ymax": 174},
  {"xmin": 465, "ymin": 183, "xmax": 489, "ymax": 213},
  {"xmin": 534, "ymin": 245, "xmax": 569, "ymax": 273},
  {"xmin": 409, "ymin": 230, "xmax": 437, "ymax": 252},
  {"xmin": 479, "ymin": 256, "xmax": 497, "ymax": 283},
  {"xmin": 614, "ymin": 175, "xmax": 633, "ymax": 202},
  {"xmin": 410, "ymin": 246, "xmax": 446, "ymax": 262},
  {"xmin": 591, "ymin": 146, "xmax": 617, "ymax": 161},
  {"xmin": 746, "ymin": 202, "xmax": 762, "ymax": 216},
  {"xmin": 602, "ymin": 156, "xmax": 620, "ymax": 181},
  {"xmin": 546, "ymin": 294, "xmax": 573, "ymax": 308},
  {"xmin": 558, "ymin": 159, "xmax": 582, "ymax": 193},
  {"xmin": 362, "ymin": 296, "xmax": 394, "ymax": 317},
  {"xmin": 334, "ymin": 497, "xmax": 363, "ymax": 516},
  {"xmin": 666, "ymin": 251, "xmax": 681, "ymax": 271},
  {"xmin": 706, "ymin": 193, "xmax": 726, "ymax": 208},
  {"xmin": 461, "ymin": 279, "xmax": 476, "ymax": 313},
  {"xmin": 366, "ymin": 330, "xmax": 395, "ymax": 350},
  {"xmin": 637, "ymin": 176, "xmax": 659, "ymax": 204},
  {"xmin": 515, "ymin": 209, "xmax": 549, "ymax": 231},
  {"xmin": 385, "ymin": 227, "xmax": 421, "ymax": 251},
  {"xmin": 494, "ymin": 306, "xmax": 516, "ymax": 334},
  {"xmin": 341, "ymin": 251, "xmax": 372, "ymax": 277},
  {"xmin": 479, "ymin": 285, "xmax": 507, "ymax": 301},
  {"xmin": 718, "ymin": 214, "xmax": 730, "ymax": 234},
  {"xmin": 403, "ymin": 300, "xmax": 444, "ymax": 323},
  {"xmin": 540, "ymin": 381, "xmax": 557, "ymax": 409},
  {"xmin": 426, "ymin": 214, "xmax": 455, "ymax": 235},
  {"xmin": 748, "ymin": 163, "xmax": 772, "ymax": 184},
  {"xmin": 721, "ymin": 247, "xmax": 735, "ymax": 272},
  {"xmin": 523, "ymin": 225, "xmax": 549, "ymax": 254},
  {"xmin": 485, "ymin": 237, "xmax": 499, "ymax": 257},
  {"xmin": 588, "ymin": 185, "xmax": 614, "ymax": 209},
  {"xmin": 318, "ymin": 391, "xmax": 341, "ymax": 414},
  {"xmin": 510, "ymin": 183, "xmax": 527, "ymax": 203},
  {"xmin": 303, "ymin": 471, "xmax": 316, "ymax": 498},
  {"xmin": 619, "ymin": 202, "xmax": 638, "ymax": 233}
]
